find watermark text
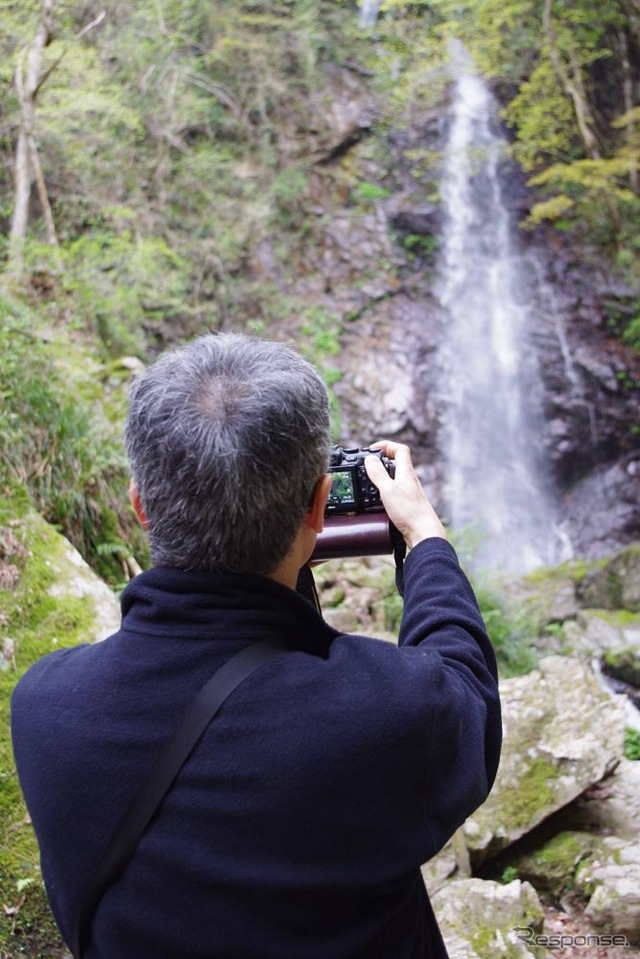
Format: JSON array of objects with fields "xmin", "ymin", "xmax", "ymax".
[{"xmin": 514, "ymin": 926, "xmax": 631, "ymax": 950}]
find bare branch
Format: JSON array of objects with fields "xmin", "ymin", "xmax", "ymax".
[
  {"xmin": 184, "ymin": 72, "xmax": 242, "ymax": 119},
  {"xmin": 34, "ymin": 10, "xmax": 107, "ymax": 98},
  {"xmin": 75, "ymin": 10, "xmax": 106, "ymax": 42}
]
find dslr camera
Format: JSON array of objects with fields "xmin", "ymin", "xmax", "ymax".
[
  {"xmin": 312, "ymin": 445, "xmax": 399, "ymax": 564},
  {"xmin": 325, "ymin": 446, "xmax": 394, "ymax": 517}
]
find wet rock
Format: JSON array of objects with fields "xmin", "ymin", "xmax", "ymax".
[
  {"xmin": 573, "ymin": 347, "xmax": 622, "ymax": 393},
  {"xmin": 335, "ymin": 297, "xmax": 419, "ymax": 437},
  {"xmin": 390, "ymin": 207, "xmax": 439, "ymax": 237},
  {"xmin": 432, "ymin": 879, "xmax": 545, "ymax": 959},
  {"xmin": 561, "ymin": 458, "xmax": 640, "ymax": 560},
  {"xmin": 464, "ymin": 657, "xmax": 626, "ymax": 861}
]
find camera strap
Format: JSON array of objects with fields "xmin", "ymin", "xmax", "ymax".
[
  {"xmin": 71, "ymin": 636, "xmax": 288, "ymax": 959},
  {"xmin": 391, "ymin": 522, "xmax": 407, "ymax": 596}
]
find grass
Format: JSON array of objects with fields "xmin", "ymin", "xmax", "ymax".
[{"xmin": 0, "ymin": 291, "xmax": 147, "ymax": 585}]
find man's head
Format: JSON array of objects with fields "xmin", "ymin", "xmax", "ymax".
[{"xmin": 125, "ymin": 333, "xmax": 332, "ymax": 575}]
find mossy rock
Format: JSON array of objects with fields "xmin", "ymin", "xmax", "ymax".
[
  {"xmin": 576, "ymin": 543, "xmax": 640, "ymax": 612},
  {"xmin": 561, "ymin": 609, "xmax": 640, "ymax": 659},
  {"xmin": 0, "ymin": 488, "xmax": 120, "ymax": 958},
  {"xmin": 432, "ymin": 878, "xmax": 546, "ymax": 959},
  {"xmin": 602, "ymin": 645, "xmax": 640, "ymax": 688},
  {"xmin": 504, "ymin": 831, "xmax": 599, "ymax": 899},
  {"xmin": 464, "ymin": 657, "xmax": 625, "ymax": 862},
  {"xmin": 500, "ymin": 543, "xmax": 640, "ymax": 640}
]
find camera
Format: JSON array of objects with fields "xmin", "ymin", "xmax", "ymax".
[
  {"xmin": 313, "ymin": 444, "xmax": 405, "ymax": 589},
  {"xmin": 325, "ymin": 446, "xmax": 394, "ymax": 517}
]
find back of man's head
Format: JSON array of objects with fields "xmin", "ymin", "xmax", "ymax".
[{"xmin": 125, "ymin": 333, "xmax": 331, "ymax": 575}]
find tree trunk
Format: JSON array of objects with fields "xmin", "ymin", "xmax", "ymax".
[
  {"xmin": 8, "ymin": 0, "xmax": 58, "ymax": 271},
  {"xmin": 617, "ymin": 26, "xmax": 638, "ymax": 192},
  {"xmin": 10, "ymin": 126, "xmax": 31, "ymax": 250},
  {"xmin": 543, "ymin": 0, "xmax": 601, "ymax": 160}
]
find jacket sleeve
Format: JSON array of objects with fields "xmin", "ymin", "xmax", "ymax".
[{"xmin": 396, "ymin": 537, "xmax": 502, "ymax": 856}]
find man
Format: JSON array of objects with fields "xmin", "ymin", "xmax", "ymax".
[{"xmin": 11, "ymin": 333, "xmax": 501, "ymax": 958}]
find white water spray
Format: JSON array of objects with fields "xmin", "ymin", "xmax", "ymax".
[{"xmin": 436, "ymin": 45, "xmax": 563, "ymax": 573}]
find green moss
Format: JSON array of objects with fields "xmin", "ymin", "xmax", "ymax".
[
  {"xmin": 624, "ymin": 728, "xmax": 640, "ymax": 760},
  {"xmin": 523, "ymin": 557, "xmax": 597, "ymax": 587},
  {"xmin": 471, "ymin": 924, "xmax": 529, "ymax": 959},
  {"xmin": 508, "ymin": 830, "xmax": 598, "ymax": 898},
  {"xmin": 535, "ymin": 832, "xmax": 586, "ymax": 867},
  {"xmin": 591, "ymin": 608, "xmax": 640, "ymax": 628},
  {"xmin": 0, "ymin": 492, "xmax": 101, "ymax": 956},
  {"xmin": 496, "ymin": 758, "xmax": 557, "ymax": 829}
]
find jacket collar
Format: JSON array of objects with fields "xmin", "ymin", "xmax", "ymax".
[{"xmin": 119, "ymin": 566, "xmax": 337, "ymax": 656}]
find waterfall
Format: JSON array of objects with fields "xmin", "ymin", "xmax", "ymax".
[
  {"xmin": 358, "ymin": 0, "xmax": 382, "ymax": 28},
  {"xmin": 435, "ymin": 45, "xmax": 564, "ymax": 574}
]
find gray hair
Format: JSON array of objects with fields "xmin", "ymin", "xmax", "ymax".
[{"xmin": 125, "ymin": 333, "xmax": 332, "ymax": 574}]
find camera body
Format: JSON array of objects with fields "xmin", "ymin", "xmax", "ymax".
[{"xmin": 325, "ymin": 446, "xmax": 394, "ymax": 517}]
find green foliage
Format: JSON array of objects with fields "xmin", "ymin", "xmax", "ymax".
[
  {"xmin": 0, "ymin": 0, "xmax": 372, "ymax": 353},
  {"xmin": 401, "ymin": 232, "xmax": 436, "ymax": 258},
  {"xmin": 299, "ymin": 306, "xmax": 343, "ymax": 437},
  {"xmin": 525, "ymin": 154, "xmax": 640, "ymax": 257},
  {"xmin": 0, "ymin": 291, "xmax": 145, "ymax": 583},
  {"xmin": 523, "ymin": 193, "xmax": 575, "ymax": 228},
  {"xmin": 505, "ymin": 59, "xmax": 576, "ymax": 171},
  {"xmin": 353, "ymin": 180, "xmax": 391, "ymax": 202},
  {"xmin": 60, "ymin": 225, "xmax": 190, "ymax": 356},
  {"xmin": 622, "ymin": 312, "xmax": 640, "ymax": 350},
  {"xmin": 474, "ymin": 584, "xmax": 539, "ymax": 677},
  {"xmin": 443, "ymin": 0, "xmax": 541, "ymax": 86},
  {"xmin": 624, "ymin": 727, "xmax": 640, "ymax": 760},
  {"xmin": 360, "ymin": 1, "xmax": 448, "ymax": 120}
]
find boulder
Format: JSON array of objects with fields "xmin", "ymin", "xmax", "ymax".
[
  {"xmin": 421, "ymin": 842, "xmax": 458, "ymax": 895},
  {"xmin": 561, "ymin": 458, "xmax": 640, "ymax": 561},
  {"xmin": 503, "ymin": 566, "xmax": 580, "ymax": 630},
  {"xmin": 602, "ymin": 645, "xmax": 640, "ymax": 688},
  {"xmin": 576, "ymin": 544, "xmax": 640, "ymax": 611},
  {"xmin": 562, "ymin": 609, "xmax": 640, "ymax": 659},
  {"xmin": 432, "ymin": 879, "xmax": 546, "ymax": 959},
  {"xmin": 464, "ymin": 657, "xmax": 626, "ymax": 861},
  {"xmin": 578, "ymin": 839, "xmax": 640, "ymax": 944},
  {"xmin": 562, "ymin": 758, "xmax": 640, "ymax": 843},
  {"xmin": 38, "ymin": 516, "xmax": 122, "ymax": 642}
]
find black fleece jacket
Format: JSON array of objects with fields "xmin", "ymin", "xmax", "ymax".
[{"xmin": 11, "ymin": 537, "xmax": 501, "ymax": 958}]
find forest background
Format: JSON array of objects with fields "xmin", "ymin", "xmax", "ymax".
[{"xmin": 1, "ymin": 0, "xmax": 640, "ymax": 954}]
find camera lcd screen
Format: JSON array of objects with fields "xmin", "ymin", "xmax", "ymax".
[{"xmin": 328, "ymin": 470, "xmax": 356, "ymax": 507}]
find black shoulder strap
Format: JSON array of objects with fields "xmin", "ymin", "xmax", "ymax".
[{"xmin": 71, "ymin": 636, "xmax": 287, "ymax": 959}]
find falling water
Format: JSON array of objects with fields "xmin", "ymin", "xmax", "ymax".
[
  {"xmin": 358, "ymin": 0, "xmax": 382, "ymax": 28},
  {"xmin": 436, "ymin": 45, "xmax": 563, "ymax": 573}
]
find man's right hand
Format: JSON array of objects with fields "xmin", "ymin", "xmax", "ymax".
[{"xmin": 365, "ymin": 441, "xmax": 448, "ymax": 550}]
